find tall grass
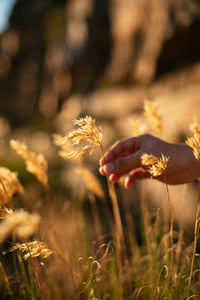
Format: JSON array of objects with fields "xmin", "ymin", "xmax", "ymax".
[{"xmin": 0, "ymin": 111, "xmax": 199, "ymax": 299}]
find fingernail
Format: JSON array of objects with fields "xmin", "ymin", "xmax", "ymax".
[
  {"xmin": 124, "ymin": 177, "xmax": 129, "ymax": 188},
  {"xmin": 109, "ymin": 174, "xmax": 117, "ymax": 183},
  {"xmin": 99, "ymin": 166, "xmax": 105, "ymax": 175},
  {"xmin": 103, "ymin": 162, "xmax": 114, "ymax": 173},
  {"xmin": 99, "ymin": 158, "xmax": 103, "ymax": 166}
]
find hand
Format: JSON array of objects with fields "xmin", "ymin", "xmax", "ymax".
[{"xmin": 99, "ymin": 134, "xmax": 200, "ymax": 188}]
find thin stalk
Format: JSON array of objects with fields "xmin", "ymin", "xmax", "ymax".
[
  {"xmin": 25, "ymin": 242, "xmax": 37, "ymax": 300},
  {"xmin": 187, "ymin": 178, "xmax": 200, "ymax": 299},
  {"xmin": 164, "ymin": 174, "xmax": 174, "ymax": 282},
  {"xmin": 175, "ymin": 184, "xmax": 187, "ymax": 277},
  {"xmin": 0, "ymin": 176, "xmax": 13, "ymax": 207},
  {"xmin": 100, "ymin": 144, "xmax": 124, "ymax": 299},
  {"xmin": 138, "ymin": 182, "xmax": 154, "ymax": 297},
  {"xmin": 88, "ymin": 192, "xmax": 102, "ymax": 237},
  {"xmin": 100, "ymin": 145, "xmax": 124, "ymax": 243}
]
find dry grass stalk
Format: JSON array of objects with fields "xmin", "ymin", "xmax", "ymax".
[
  {"xmin": 0, "ymin": 167, "xmax": 25, "ymax": 206},
  {"xmin": 0, "ymin": 209, "xmax": 40, "ymax": 243},
  {"xmin": 7, "ymin": 240, "xmax": 53, "ymax": 260},
  {"xmin": 74, "ymin": 167, "xmax": 104, "ymax": 199},
  {"xmin": 63, "ymin": 116, "xmax": 124, "ymax": 296},
  {"xmin": 10, "ymin": 140, "xmax": 49, "ymax": 189},
  {"xmin": 53, "ymin": 128, "xmax": 105, "ymax": 238},
  {"xmin": 143, "ymin": 100, "xmax": 162, "ymax": 135}
]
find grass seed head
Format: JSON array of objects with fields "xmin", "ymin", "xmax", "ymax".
[
  {"xmin": 54, "ymin": 116, "xmax": 103, "ymax": 160},
  {"xmin": 144, "ymin": 100, "xmax": 162, "ymax": 135},
  {"xmin": 186, "ymin": 119, "xmax": 200, "ymax": 162},
  {"xmin": 7, "ymin": 240, "xmax": 53, "ymax": 259},
  {"xmin": 0, "ymin": 167, "xmax": 25, "ymax": 206},
  {"xmin": 141, "ymin": 153, "xmax": 169, "ymax": 176},
  {"xmin": 10, "ymin": 140, "xmax": 49, "ymax": 189},
  {"xmin": 52, "ymin": 134, "xmax": 82, "ymax": 165},
  {"xmin": 129, "ymin": 117, "xmax": 146, "ymax": 136},
  {"xmin": 66, "ymin": 116, "xmax": 102, "ymax": 147},
  {"xmin": 0, "ymin": 209, "xmax": 40, "ymax": 243}
]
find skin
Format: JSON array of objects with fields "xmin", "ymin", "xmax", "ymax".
[{"xmin": 99, "ymin": 134, "xmax": 200, "ymax": 189}]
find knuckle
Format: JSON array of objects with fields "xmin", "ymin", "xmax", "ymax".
[{"xmin": 142, "ymin": 133, "xmax": 151, "ymax": 140}]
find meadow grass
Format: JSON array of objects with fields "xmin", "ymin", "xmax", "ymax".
[{"xmin": 0, "ymin": 110, "xmax": 200, "ymax": 299}]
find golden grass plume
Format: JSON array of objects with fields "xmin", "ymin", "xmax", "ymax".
[
  {"xmin": 52, "ymin": 133, "xmax": 82, "ymax": 165},
  {"xmin": 0, "ymin": 209, "xmax": 40, "ymax": 243},
  {"xmin": 0, "ymin": 167, "xmax": 25, "ymax": 206},
  {"xmin": 144, "ymin": 100, "xmax": 162, "ymax": 135},
  {"xmin": 141, "ymin": 153, "xmax": 169, "ymax": 176},
  {"xmin": 186, "ymin": 118, "xmax": 200, "ymax": 162},
  {"xmin": 129, "ymin": 117, "xmax": 146, "ymax": 136},
  {"xmin": 6, "ymin": 240, "xmax": 53, "ymax": 260},
  {"xmin": 53, "ymin": 116, "xmax": 103, "ymax": 160},
  {"xmin": 10, "ymin": 140, "xmax": 49, "ymax": 189}
]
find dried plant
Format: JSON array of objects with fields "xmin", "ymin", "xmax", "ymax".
[
  {"xmin": 55, "ymin": 116, "xmax": 124, "ymax": 296},
  {"xmin": 141, "ymin": 153, "xmax": 169, "ymax": 176},
  {"xmin": 144, "ymin": 100, "xmax": 162, "ymax": 135},
  {"xmin": 186, "ymin": 118, "xmax": 200, "ymax": 162},
  {"xmin": 53, "ymin": 117, "xmax": 102, "ymax": 159},
  {"xmin": 10, "ymin": 140, "xmax": 49, "ymax": 189},
  {"xmin": 0, "ymin": 207, "xmax": 14, "ymax": 219},
  {"xmin": 0, "ymin": 209, "xmax": 40, "ymax": 243},
  {"xmin": 74, "ymin": 167, "xmax": 104, "ymax": 199},
  {"xmin": 52, "ymin": 133, "xmax": 82, "ymax": 165},
  {"xmin": 0, "ymin": 167, "xmax": 25, "ymax": 206},
  {"xmin": 7, "ymin": 240, "xmax": 53, "ymax": 260},
  {"xmin": 68, "ymin": 116, "xmax": 103, "ymax": 147}
]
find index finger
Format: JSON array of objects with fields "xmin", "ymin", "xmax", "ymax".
[{"xmin": 99, "ymin": 136, "xmax": 143, "ymax": 166}]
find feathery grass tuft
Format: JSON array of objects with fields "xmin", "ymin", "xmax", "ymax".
[
  {"xmin": 141, "ymin": 153, "xmax": 169, "ymax": 176},
  {"xmin": 0, "ymin": 167, "xmax": 25, "ymax": 206},
  {"xmin": 7, "ymin": 240, "xmax": 53, "ymax": 259},
  {"xmin": 144, "ymin": 100, "xmax": 162, "ymax": 135},
  {"xmin": 0, "ymin": 209, "xmax": 40, "ymax": 242},
  {"xmin": 10, "ymin": 140, "xmax": 49, "ymax": 189}
]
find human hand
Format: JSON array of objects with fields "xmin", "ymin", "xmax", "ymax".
[{"xmin": 99, "ymin": 134, "xmax": 200, "ymax": 188}]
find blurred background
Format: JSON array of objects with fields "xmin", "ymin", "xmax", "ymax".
[{"xmin": 0, "ymin": 0, "xmax": 200, "ymax": 226}]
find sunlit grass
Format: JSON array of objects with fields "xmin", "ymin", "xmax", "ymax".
[{"xmin": 0, "ymin": 112, "xmax": 199, "ymax": 299}]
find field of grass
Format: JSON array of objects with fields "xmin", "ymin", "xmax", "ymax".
[{"xmin": 0, "ymin": 102, "xmax": 200, "ymax": 300}]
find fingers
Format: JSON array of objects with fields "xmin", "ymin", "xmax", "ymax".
[
  {"xmin": 105, "ymin": 168, "xmax": 150, "ymax": 188},
  {"xmin": 124, "ymin": 168, "xmax": 150, "ymax": 189},
  {"xmin": 99, "ymin": 150, "xmax": 143, "ymax": 176},
  {"xmin": 99, "ymin": 136, "xmax": 143, "ymax": 166}
]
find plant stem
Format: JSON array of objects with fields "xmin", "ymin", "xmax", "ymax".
[
  {"xmin": 100, "ymin": 144, "xmax": 124, "ymax": 299},
  {"xmin": 187, "ymin": 178, "xmax": 200, "ymax": 299}
]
